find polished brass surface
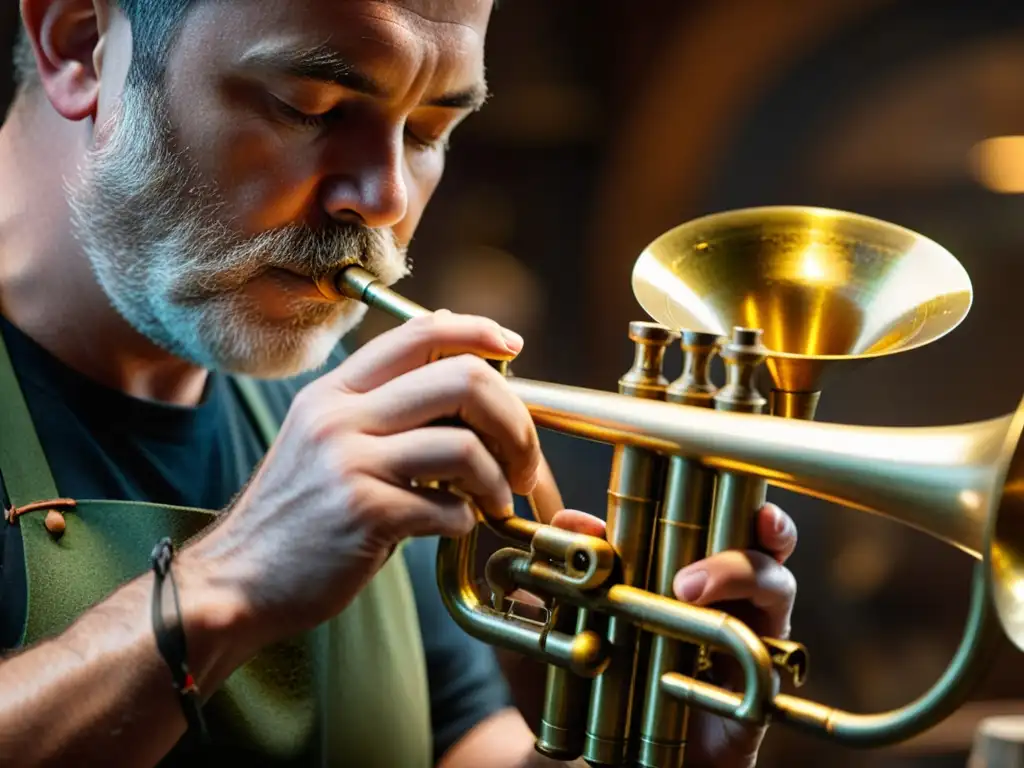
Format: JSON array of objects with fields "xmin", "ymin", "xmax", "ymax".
[
  {"xmin": 638, "ymin": 331, "xmax": 720, "ymax": 768},
  {"xmin": 631, "ymin": 205, "xmax": 973, "ymax": 399},
  {"xmin": 769, "ymin": 389, "xmax": 822, "ymax": 421},
  {"xmin": 321, "ymin": 205, "xmax": 1024, "ymax": 767},
  {"xmin": 583, "ymin": 323, "xmax": 677, "ymax": 766},
  {"xmin": 707, "ymin": 327, "xmax": 769, "ymax": 556}
]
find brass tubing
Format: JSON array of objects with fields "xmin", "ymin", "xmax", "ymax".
[
  {"xmin": 535, "ymin": 606, "xmax": 592, "ymax": 760},
  {"xmin": 770, "ymin": 390, "xmax": 822, "ymax": 421},
  {"xmin": 638, "ymin": 330, "xmax": 720, "ymax": 768},
  {"xmin": 706, "ymin": 473, "xmax": 767, "ymax": 555},
  {"xmin": 483, "ymin": 515, "xmax": 541, "ymax": 547},
  {"xmin": 496, "ymin": 553, "xmax": 776, "ymax": 725},
  {"xmin": 507, "ymin": 377, "xmax": 1010, "ymax": 558},
  {"xmin": 707, "ymin": 328, "xmax": 769, "ymax": 556},
  {"xmin": 584, "ymin": 445, "xmax": 664, "ymax": 766},
  {"xmin": 584, "ymin": 322, "xmax": 677, "ymax": 766},
  {"xmin": 320, "ymin": 264, "xmax": 429, "ymax": 323},
  {"xmin": 436, "ymin": 531, "xmax": 611, "ymax": 678},
  {"xmin": 637, "ymin": 457, "xmax": 715, "ymax": 767},
  {"xmin": 660, "ymin": 562, "xmax": 1001, "ymax": 748},
  {"xmin": 326, "ymin": 259, "xmax": 1024, "ymax": 755}
]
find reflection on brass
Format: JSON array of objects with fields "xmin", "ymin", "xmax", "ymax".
[
  {"xmin": 631, "ymin": 205, "xmax": 972, "ymax": 400},
  {"xmin": 322, "ymin": 206, "xmax": 1024, "ymax": 765},
  {"xmin": 639, "ymin": 330, "xmax": 719, "ymax": 767}
]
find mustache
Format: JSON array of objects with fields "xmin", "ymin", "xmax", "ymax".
[
  {"xmin": 248, "ymin": 221, "xmax": 395, "ymax": 280},
  {"xmin": 180, "ymin": 220, "xmax": 407, "ymax": 300}
]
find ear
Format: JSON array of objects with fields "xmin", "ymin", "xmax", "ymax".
[{"xmin": 19, "ymin": 0, "xmax": 113, "ymax": 122}]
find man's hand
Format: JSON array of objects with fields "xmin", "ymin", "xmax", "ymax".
[
  {"xmin": 0, "ymin": 309, "xmax": 544, "ymax": 767},
  {"xmin": 550, "ymin": 502, "xmax": 798, "ymax": 768},
  {"xmin": 191, "ymin": 309, "xmax": 543, "ymax": 651}
]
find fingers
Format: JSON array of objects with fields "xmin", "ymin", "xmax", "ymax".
[
  {"xmin": 349, "ymin": 477, "xmax": 478, "ymax": 542},
  {"xmin": 756, "ymin": 503, "xmax": 797, "ymax": 564},
  {"xmin": 353, "ymin": 354, "xmax": 541, "ymax": 495},
  {"xmin": 367, "ymin": 427, "xmax": 514, "ymax": 520},
  {"xmin": 549, "ymin": 509, "xmax": 607, "ymax": 538},
  {"xmin": 526, "ymin": 454, "xmax": 566, "ymax": 524},
  {"xmin": 673, "ymin": 550, "xmax": 796, "ymax": 639},
  {"xmin": 326, "ymin": 310, "xmax": 524, "ymax": 394}
]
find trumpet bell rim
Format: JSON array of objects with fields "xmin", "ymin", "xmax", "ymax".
[
  {"xmin": 989, "ymin": 393, "xmax": 1024, "ymax": 653},
  {"xmin": 631, "ymin": 205, "xmax": 973, "ymax": 392}
]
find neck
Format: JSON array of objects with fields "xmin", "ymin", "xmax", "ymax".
[{"xmin": 0, "ymin": 90, "xmax": 209, "ymax": 407}]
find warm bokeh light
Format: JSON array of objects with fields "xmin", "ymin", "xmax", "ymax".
[{"xmin": 969, "ymin": 135, "xmax": 1024, "ymax": 194}]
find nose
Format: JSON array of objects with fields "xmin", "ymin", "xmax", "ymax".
[{"xmin": 320, "ymin": 124, "xmax": 409, "ymax": 229}]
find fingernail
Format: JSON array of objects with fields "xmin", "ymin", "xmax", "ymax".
[
  {"xmin": 674, "ymin": 569, "xmax": 708, "ymax": 602},
  {"xmin": 501, "ymin": 328, "xmax": 524, "ymax": 353}
]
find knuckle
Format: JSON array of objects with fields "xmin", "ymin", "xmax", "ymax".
[
  {"xmin": 451, "ymin": 503, "xmax": 477, "ymax": 536},
  {"xmin": 329, "ymin": 433, "xmax": 375, "ymax": 482},
  {"xmin": 777, "ymin": 566, "xmax": 798, "ymax": 601},
  {"xmin": 453, "ymin": 429, "xmax": 483, "ymax": 465},
  {"xmin": 290, "ymin": 385, "xmax": 354, "ymax": 438},
  {"xmin": 308, "ymin": 408, "xmax": 355, "ymax": 450},
  {"xmin": 515, "ymin": 418, "xmax": 540, "ymax": 463},
  {"xmin": 289, "ymin": 382, "xmax": 321, "ymax": 419},
  {"xmin": 343, "ymin": 475, "xmax": 395, "ymax": 541},
  {"xmin": 404, "ymin": 312, "xmax": 451, "ymax": 353},
  {"xmin": 342, "ymin": 474, "xmax": 377, "ymax": 518},
  {"xmin": 458, "ymin": 354, "xmax": 499, "ymax": 394},
  {"xmin": 308, "ymin": 413, "xmax": 339, "ymax": 447}
]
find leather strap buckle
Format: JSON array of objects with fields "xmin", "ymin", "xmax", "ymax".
[{"xmin": 4, "ymin": 498, "xmax": 77, "ymax": 538}]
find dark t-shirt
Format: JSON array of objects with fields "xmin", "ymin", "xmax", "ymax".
[{"xmin": 0, "ymin": 313, "xmax": 513, "ymax": 763}]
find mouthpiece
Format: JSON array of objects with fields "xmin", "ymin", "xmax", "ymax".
[{"xmin": 317, "ymin": 265, "xmax": 429, "ymax": 322}]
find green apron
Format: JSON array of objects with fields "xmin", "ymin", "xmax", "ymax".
[{"xmin": 0, "ymin": 329, "xmax": 434, "ymax": 767}]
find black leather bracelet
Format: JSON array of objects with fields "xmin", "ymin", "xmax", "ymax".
[{"xmin": 150, "ymin": 537, "xmax": 210, "ymax": 747}]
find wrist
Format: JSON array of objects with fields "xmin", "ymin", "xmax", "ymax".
[{"xmin": 169, "ymin": 545, "xmax": 263, "ymax": 691}]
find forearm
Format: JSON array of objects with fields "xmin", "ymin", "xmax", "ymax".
[{"xmin": 0, "ymin": 549, "xmax": 250, "ymax": 767}]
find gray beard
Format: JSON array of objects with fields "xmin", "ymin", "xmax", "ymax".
[{"xmin": 65, "ymin": 81, "xmax": 410, "ymax": 378}]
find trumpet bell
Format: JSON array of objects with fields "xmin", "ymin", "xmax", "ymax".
[
  {"xmin": 992, "ymin": 396, "xmax": 1024, "ymax": 653},
  {"xmin": 631, "ymin": 205, "xmax": 973, "ymax": 394}
]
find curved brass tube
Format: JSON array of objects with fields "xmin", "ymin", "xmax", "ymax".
[
  {"xmin": 508, "ymin": 377, "xmax": 1010, "ymax": 558},
  {"xmin": 435, "ymin": 529, "xmax": 611, "ymax": 679},
  {"xmin": 660, "ymin": 561, "xmax": 1000, "ymax": 747},
  {"xmin": 325, "ymin": 260, "xmax": 1022, "ymax": 758},
  {"xmin": 491, "ymin": 548, "xmax": 777, "ymax": 724}
]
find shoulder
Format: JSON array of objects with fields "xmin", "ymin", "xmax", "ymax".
[{"xmin": 240, "ymin": 342, "xmax": 351, "ymax": 425}]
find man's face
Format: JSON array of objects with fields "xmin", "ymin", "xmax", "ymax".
[{"xmin": 68, "ymin": 0, "xmax": 491, "ymax": 378}]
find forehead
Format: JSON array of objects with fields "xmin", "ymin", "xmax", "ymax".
[{"xmin": 170, "ymin": 0, "xmax": 491, "ymax": 83}]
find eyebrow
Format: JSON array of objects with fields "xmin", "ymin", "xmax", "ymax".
[{"xmin": 239, "ymin": 44, "xmax": 490, "ymax": 111}]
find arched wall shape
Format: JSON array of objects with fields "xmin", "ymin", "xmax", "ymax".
[
  {"xmin": 584, "ymin": 2, "xmax": 1024, "ymax": 765},
  {"xmin": 704, "ymin": 0, "xmax": 1024, "ymax": 214},
  {"xmin": 583, "ymin": 0, "xmax": 887, "ymax": 387}
]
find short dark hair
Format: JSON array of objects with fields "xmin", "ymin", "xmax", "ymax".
[{"xmin": 14, "ymin": 1, "xmax": 195, "ymax": 91}]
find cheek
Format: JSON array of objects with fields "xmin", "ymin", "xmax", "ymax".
[
  {"xmin": 216, "ymin": 124, "xmax": 321, "ymax": 231},
  {"xmin": 167, "ymin": 84, "xmax": 320, "ymax": 234}
]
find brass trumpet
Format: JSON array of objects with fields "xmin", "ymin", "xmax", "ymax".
[{"xmin": 319, "ymin": 206, "xmax": 1024, "ymax": 767}]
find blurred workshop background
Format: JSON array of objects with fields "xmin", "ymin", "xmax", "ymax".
[{"xmin": 4, "ymin": 1, "xmax": 1024, "ymax": 765}]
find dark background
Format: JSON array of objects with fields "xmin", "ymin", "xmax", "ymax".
[{"xmin": 3, "ymin": 1, "xmax": 1024, "ymax": 765}]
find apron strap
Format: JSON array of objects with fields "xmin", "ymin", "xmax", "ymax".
[
  {"xmin": 0, "ymin": 327, "xmax": 434, "ymax": 765},
  {"xmin": 230, "ymin": 376, "xmax": 282, "ymax": 446},
  {"xmin": 0, "ymin": 323, "xmax": 60, "ymax": 509}
]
